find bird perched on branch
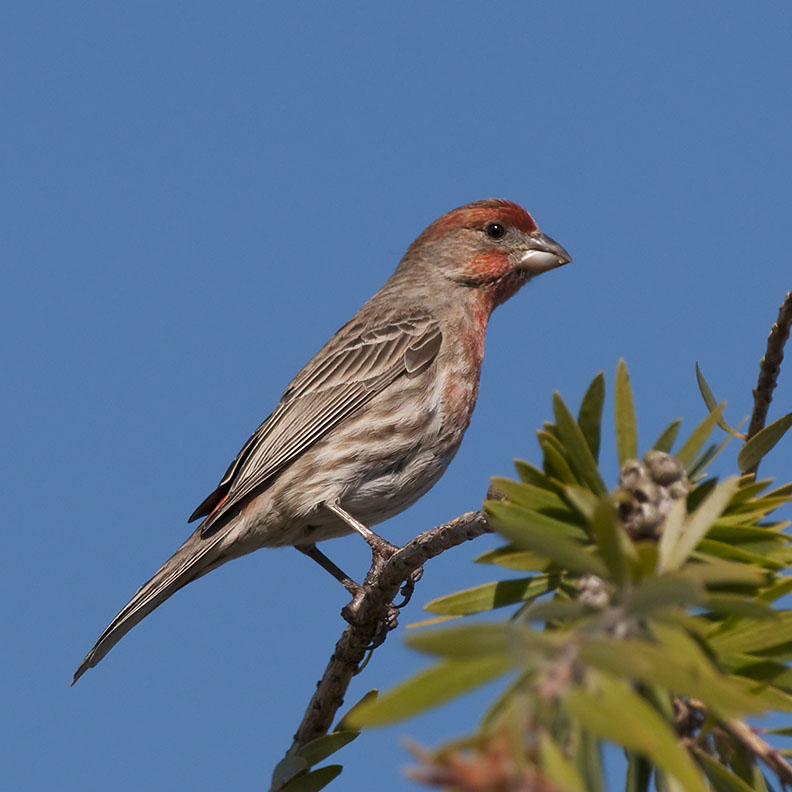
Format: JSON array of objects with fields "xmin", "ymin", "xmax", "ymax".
[{"xmin": 74, "ymin": 198, "xmax": 571, "ymax": 683}]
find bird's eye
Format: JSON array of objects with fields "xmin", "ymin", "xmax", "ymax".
[{"xmin": 485, "ymin": 222, "xmax": 506, "ymax": 240}]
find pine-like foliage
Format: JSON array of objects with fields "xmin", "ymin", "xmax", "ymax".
[{"xmin": 349, "ymin": 361, "xmax": 792, "ymax": 792}]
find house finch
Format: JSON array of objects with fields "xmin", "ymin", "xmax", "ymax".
[{"xmin": 73, "ymin": 199, "xmax": 570, "ymax": 683}]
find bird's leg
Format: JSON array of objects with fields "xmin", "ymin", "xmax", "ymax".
[
  {"xmin": 296, "ymin": 544, "xmax": 361, "ymax": 596},
  {"xmin": 325, "ymin": 501, "xmax": 400, "ymax": 559}
]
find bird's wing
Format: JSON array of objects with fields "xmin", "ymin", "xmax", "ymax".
[{"xmin": 189, "ymin": 311, "xmax": 443, "ymax": 531}]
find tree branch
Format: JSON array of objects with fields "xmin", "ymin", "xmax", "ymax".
[
  {"xmin": 744, "ymin": 290, "xmax": 792, "ymax": 474},
  {"xmin": 286, "ymin": 509, "xmax": 491, "ymax": 756},
  {"xmin": 725, "ymin": 718, "xmax": 792, "ymax": 787}
]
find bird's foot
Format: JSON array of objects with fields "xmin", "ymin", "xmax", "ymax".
[{"xmin": 393, "ymin": 565, "xmax": 424, "ymax": 608}]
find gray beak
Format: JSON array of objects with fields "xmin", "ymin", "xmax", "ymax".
[{"xmin": 519, "ymin": 231, "xmax": 572, "ymax": 274}]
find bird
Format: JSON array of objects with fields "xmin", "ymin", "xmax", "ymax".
[{"xmin": 73, "ymin": 198, "xmax": 571, "ymax": 683}]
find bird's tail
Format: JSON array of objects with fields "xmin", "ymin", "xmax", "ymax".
[{"xmin": 73, "ymin": 521, "xmax": 238, "ymax": 684}]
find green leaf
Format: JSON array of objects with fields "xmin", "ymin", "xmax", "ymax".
[
  {"xmin": 708, "ymin": 610, "xmax": 792, "ymax": 655},
  {"xmin": 692, "ymin": 748, "xmax": 756, "ymax": 792},
  {"xmin": 626, "ymin": 752, "xmax": 652, "ymax": 792},
  {"xmin": 424, "ymin": 575, "xmax": 559, "ymax": 615},
  {"xmin": 488, "ymin": 477, "xmax": 567, "ymax": 512},
  {"xmin": 537, "ymin": 430, "xmax": 578, "ymax": 484},
  {"xmin": 731, "ymin": 477, "xmax": 774, "ymax": 502},
  {"xmin": 296, "ymin": 732, "xmax": 359, "ymax": 767},
  {"xmin": 577, "ymin": 371, "xmax": 606, "ymax": 461},
  {"xmin": 405, "ymin": 623, "xmax": 553, "ymax": 659},
  {"xmin": 525, "ymin": 599, "xmax": 598, "ymax": 623},
  {"xmin": 487, "ymin": 502, "xmax": 609, "ymax": 578},
  {"xmin": 687, "ymin": 432, "xmax": 734, "ymax": 479},
  {"xmin": 758, "ymin": 576, "xmax": 792, "ymax": 603},
  {"xmin": 680, "ymin": 558, "xmax": 769, "ymax": 587},
  {"xmin": 280, "ymin": 765, "xmax": 342, "ymax": 792},
  {"xmin": 656, "ymin": 499, "xmax": 688, "ymax": 573},
  {"xmin": 565, "ymin": 674, "xmax": 707, "ymax": 792},
  {"xmin": 580, "ymin": 637, "xmax": 763, "ymax": 718},
  {"xmin": 484, "ymin": 500, "xmax": 588, "ymax": 540},
  {"xmin": 513, "ymin": 459, "xmax": 558, "ymax": 490},
  {"xmin": 763, "ymin": 726, "xmax": 792, "ymax": 736},
  {"xmin": 589, "ymin": 498, "xmax": 635, "ymax": 584},
  {"xmin": 539, "ymin": 732, "xmax": 585, "ymax": 792},
  {"xmin": 695, "ymin": 539, "xmax": 786, "ymax": 570},
  {"xmin": 575, "ymin": 728, "xmax": 605, "ymax": 792},
  {"xmin": 336, "ymin": 689, "xmax": 377, "ymax": 732},
  {"xmin": 349, "ymin": 656, "xmax": 514, "ymax": 726},
  {"xmin": 653, "ymin": 418, "xmax": 682, "ymax": 453},
  {"xmin": 553, "ymin": 392, "xmax": 608, "ymax": 495},
  {"xmin": 658, "ymin": 477, "xmax": 740, "ymax": 572},
  {"xmin": 676, "ymin": 403, "xmax": 726, "ymax": 466},
  {"xmin": 696, "ymin": 363, "xmax": 740, "ymax": 436},
  {"xmin": 738, "ymin": 412, "xmax": 792, "ymax": 473},
  {"xmin": 703, "ymin": 595, "xmax": 778, "ymax": 620},
  {"xmin": 480, "ymin": 670, "xmax": 533, "ymax": 730},
  {"xmin": 563, "ymin": 485, "xmax": 600, "ymax": 521},
  {"xmin": 625, "ymin": 574, "xmax": 704, "ymax": 617},
  {"xmin": 615, "ymin": 359, "xmax": 638, "ymax": 465},
  {"xmin": 474, "ymin": 545, "xmax": 549, "ymax": 571},
  {"xmin": 271, "ymin": 756, "xmax": 309, "ymax": 791}
]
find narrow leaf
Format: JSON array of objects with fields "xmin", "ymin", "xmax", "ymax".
[
  {"xmin": 708, "ymin": 610, "xmax": 792, "ymax": 655},
  {"xmin": 589, "ymin": 498, "xmax": 635, "ymax": 584},
  {"xmin": 615, "ymin": 359, "xmax": 638, "ymax": 465},
  {"xmin": 626, "ymin": 574, "xmax": 704, "ymax": 616},
  {"xmin": 553, "ymin": 392, "xmax": 608, "ymax": 495},
  {"xmin": 405, "ymin": 623, "xmax": 552, "ymax": 659},
  {"xmin": 484, "ymin": 500, "xmax": 588, "ymax": 540},
  {"xmin": 349, "ymin": 656, "xmax": 514, "ymax": 726},
  {"xmin": 695, "ymin": 540, "xmax": 786, "ymax": 570},
  {"xmin": 681, "ymin": 558, "xmax": 768, "ymax": 587},
  {"xmin": 488, "ymin": 477, "xmax": 567, "ymax": 512},
  {"xmin": 656, "ymin": 499, "xmax": 688, "ymax": 573},
  {"xmin": 514, "ymin": 459, "xmax": 558, "ymax": 490},
  {"xmin": 626, "ymin": 752, "xmax": 652, "ymax": 792},
  {"xmin": 577, "ymin": 371, "xmax": 606, "ymax": 461},
  {"xmin": 297, "ymin": 732, "xmax": 359, "ymax": 767},
  {"xmin": 280, "ymin": 765, "xmax": 342, "ymax": 792},
  {"xmin": 660, "ymin": 477, "xmax": 740, "ymax": 571},
  {"xmin": 692, "ymin": 748, "xmax": 755, "ymax": 792},
  {"xmin": 575, "ymin": 729, "xmax": 605, "ymax": 792},
  {"xmin": 676, "ymin": 403, "xmax": 726, "ymax": 465},
  {"xmin": 539, "ymin": 732, "xmax": 585, "ymax": 792},
  {"xmin": 537, "ymin": 431, "xmax": 578, "ymax": 484},
  {"xmin": 271, "ymin": 756, "xmax": 309, "ymax": 791},
  {"xmin": 563, "ymin": 485, "xmax": 600, "ymax": 520},
  {"xmin": 653, "ymin": 418, "xmax": 682, "ymax": 453},
  {"xmin": 696, "ymin": 363, "xmax": 740, "ymax": 435},
  {"xmin": 579, "ymin": 638, "xmax": 764, "ymax": 717},
  {"xmin": 565, "ymin": 674, "xmax": 707, "ymax": 792},
  {"xmin": 525, "ymin": 599, "xmax": 597, "ymax": 623},
  {"xmin": 738, "ymin": 412, "xmax": 792, "ymax": 473},
  {"xmin": 474, "ymin": 545, "xmax": 548, "ymax": 571},
  {"xmin": 424, "ymin": 575, "xmax": 559, "ymax": 615},
  {"xmin": 704, "ymin": 595, "xmax": 778, "ymax": 620},
  {"xmin": 487, "ymin": 502, "xmax": 609, "ymax": 578},
  {"xmin": 336, "ymin": 689, "xmax": 377, "ymax": 732},
  {"xmin": 758, "ymin": 577, "xmax": 792, "ymax": 603}
]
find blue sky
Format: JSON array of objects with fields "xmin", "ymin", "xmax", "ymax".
[{"xmin": 3, "ymin": 2, "xmax": 792, "ymax": 790}]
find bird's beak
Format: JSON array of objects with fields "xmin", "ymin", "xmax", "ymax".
[{"xmin": 519, "ymin": 232, "xmax": 572, "ymax": 274}]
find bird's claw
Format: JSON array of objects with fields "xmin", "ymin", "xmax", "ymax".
[
  {"xmin": 365, "ymin": 604, "xmax": 400, "ymax": 650},
  {"xmin": 393, "ymin": 566, "xmax": 424, "ymax": 608}
]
